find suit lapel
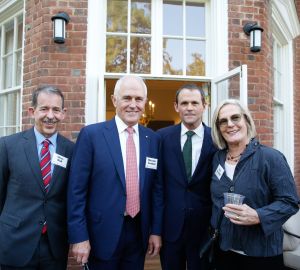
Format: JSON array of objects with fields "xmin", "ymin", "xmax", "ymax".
[
  {"xmin": 138, "ymin": 125, "xmax": 149, "ymax": 192},
  {"xmin": 48, "ymin": 134, "xmax": 66, "ymax": 194},
  {"xmin": 192, "ymin": 125, "xmax": 211, "ymax": 181},
  {"xmin": 171, "ymin": 124, "xmax": 188, "ymax": 182},
  {"xmin": 23, "ymin": 128, "xmax": 45, "ymax": 193},
  {"xmin": 103, "ymin": 119, "xmax": 126, "ymax": 191}
]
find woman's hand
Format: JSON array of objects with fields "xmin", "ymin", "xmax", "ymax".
[{"xmin": 222, "ymin": 203, "xmax": 260, "ymax": 225}]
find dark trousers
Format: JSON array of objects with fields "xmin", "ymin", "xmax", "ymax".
[
  {"xmin": 89, "ymin": 214, "xmax": 145, "ymax": 270},
  {"xmin": 1, "ymin": 234, "xmax": 67, "ymax": 270},
  {"xmin": 160, "ymin": 215, "xmax": 209, "ymax": 270},
  {"xmin": 215, "ymin": 247, "xmax": 285, "ymax": 270}
]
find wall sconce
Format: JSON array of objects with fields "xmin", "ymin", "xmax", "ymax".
[
  {"xmin": 243, "ymin": 22, "xmax": 264, "ymax": 52},
  {"xmin": 51, "ymin": 12, "xmax": 70, "ymax": 44}
]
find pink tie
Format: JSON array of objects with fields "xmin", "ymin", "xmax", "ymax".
[{"xmin": 126, "ymin": 127, "xmax": 140, "ymax": 217}]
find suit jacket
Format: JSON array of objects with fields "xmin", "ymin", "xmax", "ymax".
[
  {"xmin": 0, "ymin": 128, "xmax": 74, "ymax": 267},
  {"xmin": 157, "ymin": 123, "xmax": 217, "ymax": 243},
  {"xmin": 67, "ymin": 118, "xmax": 163, "ymax": 260}
]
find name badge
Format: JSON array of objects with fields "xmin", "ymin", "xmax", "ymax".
[
  {"xmin": 52, "ymin": 153, "xmax": 68, "ymax": 168},
  {"xmin": 215, "ymin": 164, "xmax": 224, "ymax": 180},
  {"xmin": 145, "ymin": 157, "xmax": 158, "ymax": 170}
]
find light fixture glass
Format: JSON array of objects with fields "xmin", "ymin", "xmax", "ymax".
[
  {"xmin": 243, "ymin": 22, "xmax": 264, "ymax": 52},
  {"xmin": 51, "ymin": 12, "xmax": 70, "ymax": 44}
]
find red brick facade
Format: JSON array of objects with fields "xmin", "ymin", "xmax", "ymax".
[
  {"xmin": 23, "ymin": 0, "xmax": 87, "ymax": 140},
  {"xmin": 228, "ymin": 0, "xmax": 274, "ymax": 145}
]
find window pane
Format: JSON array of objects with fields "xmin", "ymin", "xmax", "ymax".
[
  {"xmin": 107, "ymin": 0, "xmax": 128, "ymax": 33},
  {"xmin": 186, "ymin": 2, "xmax": 205, "ymax": 37},
  {"xmin": 0, "ymin": 96, "xmax": 4, "ymax": 132},
  {"xmin": 106, "ymin": 36, "xmax": 127, "ymax": 73},
  {"xmin": 7, "ymin": 92, "xmax": 18, "ymax": 126},
  {"xmin": 17, "ymin": 15, "xmax": 23, "ymax": 49},
  {"xmin": 16, "ymin": 51, "xmax": 22, "ymax": 86},
  {"xmin": 186, "ymin": 40, "xmax": 205, "ymax": 76},
  {"xmin": 131, "ymin": 0, "xmax": 151, "ymax": 34},
  {"xmin": 4, "ymin": 55, "xmax": 13, "ymax": 88},
  {"xmin": 163, "ymin": 0, "xmax": 183, "ymax": 36},
  {"xmin": 5, "ymin": 21, "xmax": 14, "ymax": 55},
  {"xmin": 130, "ymin": 36, "xmax": 151, "ymax": 73},
  {"xmin": 163, "ymin": 38, "xmax": 183, "ymax": 75}
]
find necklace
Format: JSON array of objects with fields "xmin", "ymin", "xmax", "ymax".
[{"xmin": 226, "ymin": 152, "xmax": 242, "ymax": 163}]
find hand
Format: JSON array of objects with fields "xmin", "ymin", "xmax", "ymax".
[
  {"xmin": 222, "ymin": 203, "xmax": 260, "ymax": 225},
  {"xmin": 147, "ymin": 235, "xmax": 162, "ymax": 257},
  {"xmin": 71, "ymin": 240, "xmax": 91, "ymax": 265}
]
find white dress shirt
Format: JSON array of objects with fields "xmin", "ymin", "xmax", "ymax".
[
  {"xmin": 115, "ymin": 115, "xmax": 140, "ymax": 177},
  {"xmin": 180, "ymin": 123, "xmax": 204, "ymax": 176}
]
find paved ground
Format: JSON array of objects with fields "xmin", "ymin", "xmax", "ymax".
[{"xmin": 144, "ymin": 255, "xmax": 161, "ymax": 270}]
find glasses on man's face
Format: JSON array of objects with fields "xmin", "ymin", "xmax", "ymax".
[{"xmin": 218, "ymin": 113, "xmax": 243, "ymax": 128}]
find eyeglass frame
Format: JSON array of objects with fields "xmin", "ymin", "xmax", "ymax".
[{"xmin": 217, "ymin": 113, "xmax": 244, "ymax": 128}]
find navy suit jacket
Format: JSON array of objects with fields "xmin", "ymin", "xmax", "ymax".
[
  {"xmin": 67, "ymin": 118, "xmax": 163, "ymax": 260},
  {"xmin": 157, "ymin": 123, "xmax": 217, "ymax": 243},
  {"xmin": 0, "ymin": 128, "xmax": 74, "ymax": 267}
]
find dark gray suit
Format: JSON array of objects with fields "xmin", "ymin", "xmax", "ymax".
[{"xmin": 0, "ymin": 128, "xmax": 74, "ymax": 267}]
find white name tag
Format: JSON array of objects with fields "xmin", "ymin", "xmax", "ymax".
[
  {"xmin": 52, "ymin": 153, "xmax": 68, "ymax": 168},
  {"xmin": 145, "ymin": 157, "xmax": 158, "ymax": 170},
  {"xmin": 215, "ymin": 164, "xmax": 224, "ymax": 180}
]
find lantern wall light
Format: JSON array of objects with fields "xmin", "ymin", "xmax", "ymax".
[
  {"xmin": 243, "ymin": 22, "xmax": 264, "ymax": 52},
  {"xmin": 51, "ymin": 12, "xmax": 70, "ymax": 44}
]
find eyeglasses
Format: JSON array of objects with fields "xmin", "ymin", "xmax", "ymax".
[{"xmin": 218, "ymin": 114, "xmax": 243, "ymax": 128}]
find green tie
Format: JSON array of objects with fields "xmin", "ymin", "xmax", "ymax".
[{"xmin": 183, "ymin": 130, "xmax": 195, "ymax": 182}]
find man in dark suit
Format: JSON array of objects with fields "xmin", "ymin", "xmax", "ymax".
[
  {"xmin": 68, "ymin": 75, "xmax": 163, "ymax": 270},
  {"xmin": 158, "ymin": 84, "xmax": 217, "ymax": 270},
  {"xmin": 0, "ymin": 86, "xmax": 74, "ymax": 270}
]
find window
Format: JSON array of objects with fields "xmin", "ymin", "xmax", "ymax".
[
  {"xmin": 273, "ymin": 41, "xmax": 284, "ymax": 151},
  {"xmin": 106, "ymin": 0, "xmax": 152, "ymax": 74},
  {"xmin": 163, "ymin": 0, "xmax": 206, "ymax": 76},
  {"xmin": 0, "ymin": 11, "xmax": 23, "ymax": 137},
  {"xmin": 104, "ymin": 0, "xmax": 206, "ymax": 76}
]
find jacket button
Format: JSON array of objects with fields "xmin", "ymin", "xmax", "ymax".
[{"xmin": 229, "ymin": 186, "xmax": 234, "ymax": 192}]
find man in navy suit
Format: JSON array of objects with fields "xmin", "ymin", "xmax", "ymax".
[
  {"xmin": 0, "ymin": 86, "xmax": 74, "ymax": 270},
  {"xmin": 158, "ymin": 84, "xmax": 217, "ymax": 270},
  {"xmin": 67, "ymin": 75, "xmax": 163, "ymax": 270}
]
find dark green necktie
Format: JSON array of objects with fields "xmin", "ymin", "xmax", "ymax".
[{"xmin": 183, "ymin": 130, "xmax": 195, "ymax": 182}]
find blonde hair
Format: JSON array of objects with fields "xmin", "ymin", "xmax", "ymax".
[{"xmin": 211, "ymin": 99, "xmax": 256, "ymax": 149}]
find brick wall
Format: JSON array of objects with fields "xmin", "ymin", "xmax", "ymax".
[
  {"xmin": 294, "ymin": 0, "xmax": 300, "ymax": 194},
  {"xmin": 22, "ymin": 0, "xmax": 87, "ymax": 140},
  {"xmin": 228, "ymin": 0, "xmax": 274, "ymax": 146}
]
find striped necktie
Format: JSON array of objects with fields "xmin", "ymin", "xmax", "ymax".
[{"xmin": 40, "ymin": 139, "xmax": 51, "ymax": 233}]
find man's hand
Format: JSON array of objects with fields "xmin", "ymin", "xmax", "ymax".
[
  {"xmin": 147, "ymin": 235, "xmax": 162, "ymax": 257},
  {"xmin": 71, "ymin": 240, "xmax": 91, "ymax": 265}
]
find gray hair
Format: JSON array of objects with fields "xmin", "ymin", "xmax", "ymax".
[
  {"xmin": 113, "ymin": 75, "xmax": 147, "ymax": 97},
  {"xmin": 211, "ymin": 99, "xmax": 256, "ymax": 149},
  {"xmin": 32, "ymin": 85, "xmax": 65, "ymax": 108}
]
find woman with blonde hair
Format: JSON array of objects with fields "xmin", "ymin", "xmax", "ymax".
[{"xmin": 210, "ymin": 99, "xmax": 299, "ymax": 270}]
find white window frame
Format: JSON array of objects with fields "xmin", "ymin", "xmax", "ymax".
[
  {"xmin": 211, "ymin": 65, "xmax": 248, "ymax": 115},
  {"xmin": 0, "ymin": 0, "xmax": 24, "ymax": 137},
  {"xmin": 271, "ymin": 0, "xmax": 300, "ymax": 171},
  {"xmin": 86, "ymin": 0, "xmax": 228, "ymax": 124}
]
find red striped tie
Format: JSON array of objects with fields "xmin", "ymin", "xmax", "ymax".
[{"xmin": 40, "ymin": 139, "xmax": 51, "ymax": 233}]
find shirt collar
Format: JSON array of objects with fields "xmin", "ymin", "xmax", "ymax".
[
  {"xmin": 115, "ymin": 115, "xmax": 139, "ymax": 135},
  {"xmin": 180, "ymin": 122, "xmax": 204, "ymax": 138},
  {"xmin": 34, "ymin": 127, "xmax": 57, "ymax": 146}
]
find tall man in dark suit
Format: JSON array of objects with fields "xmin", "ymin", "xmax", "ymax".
[
  {"xmin": 0, "ymin": 86, "xmax": 74, "ymax": 270},
  {"xmin": 67, "ymin": 75, "xmax": 163, "ymax": 270},
  {"xmin": 158, "ymin": 84, "xmax": 217, "ymax": 270}
]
